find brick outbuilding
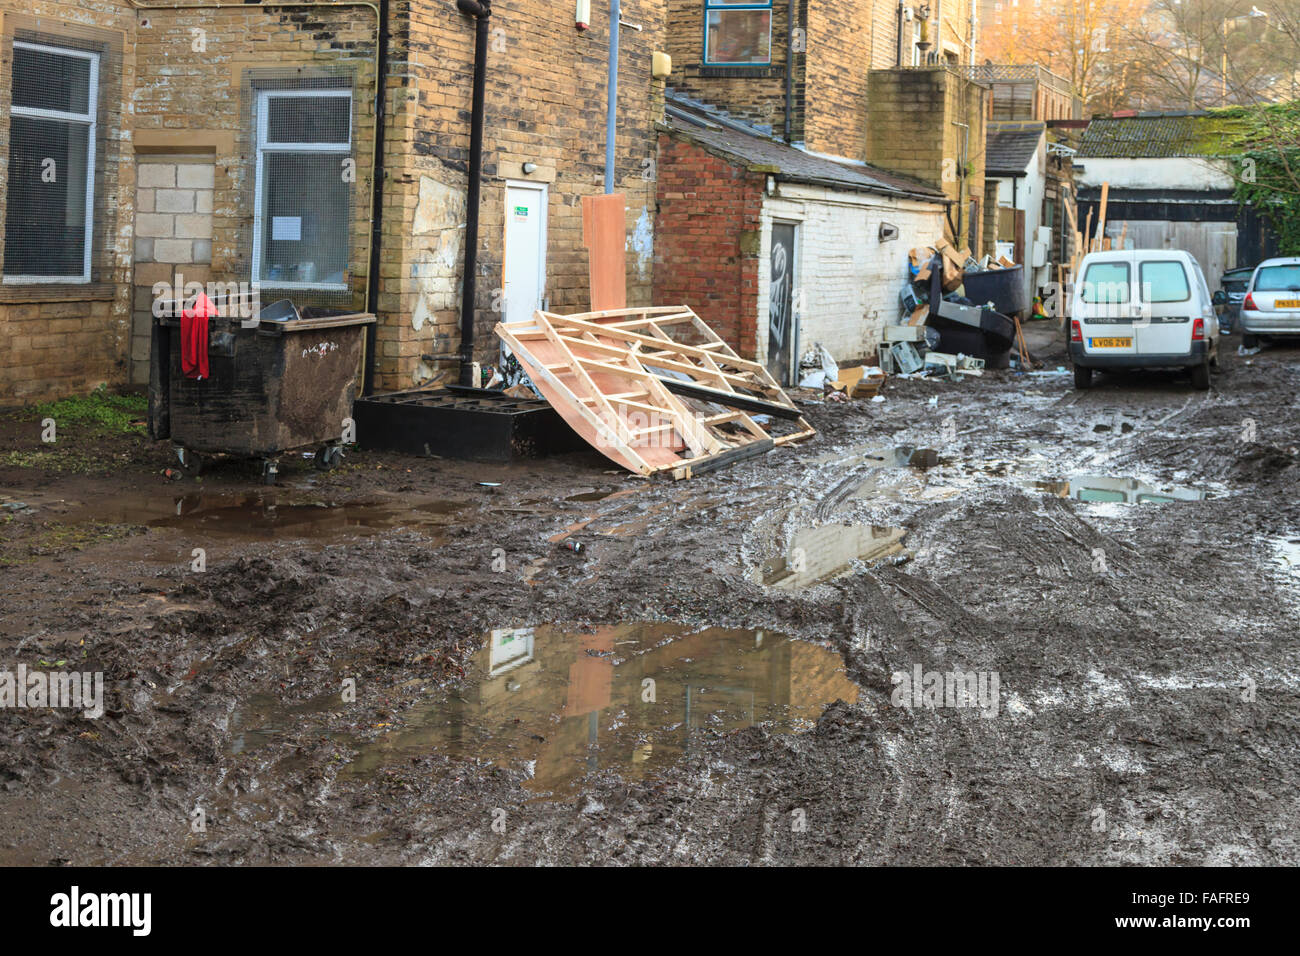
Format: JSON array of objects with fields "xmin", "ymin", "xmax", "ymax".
[{"xmin": 656, "ymin": 94, "xmax": 948, "ymax": 383}]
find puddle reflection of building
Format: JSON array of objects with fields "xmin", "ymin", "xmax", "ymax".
[
  {"xmin": 347, "ymin": 624, "xmax": 858, "ymax": 795},
  {"xmin": 1037, "ymin": 475, "xmax": 1206, "ymax": 504}
]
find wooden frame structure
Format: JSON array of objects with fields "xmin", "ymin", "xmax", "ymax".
[{"xmin": 496, "ymin": 306, "xmax": 815, "ymax": 479}]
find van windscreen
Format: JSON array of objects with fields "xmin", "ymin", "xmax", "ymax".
[
  {"xmin": 1139, "ymin": 261, "xmax": 1190, "ymax": 302},
  {"xmin": 1254, "ymin": 264, "xmax": 1300, "ymax": 292},
  {"xmin": 1081, "ymin": 262, "xmax": 1130, "ymax": 304}
]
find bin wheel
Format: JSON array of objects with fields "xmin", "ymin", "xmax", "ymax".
[
  {"xmin": 176, "ymin": 447, "xmax": 204, "ymax": 476},
  {"xmin": 261, "ymin": 459, "xmax": 279, "ymax": 485},
  {"xmin": 314, "ymin": 444, "xmax": 343, "ymax": 471}
]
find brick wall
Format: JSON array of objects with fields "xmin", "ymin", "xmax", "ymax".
[
  {"xmin": 664, "ymin": 0, "xmax": 803, "ymax": 140},
  {"xmin": 866, "ymin": 67, "xmax": 986, "ymax": 249},
  {"xmin": 131, "ymin": 5, "xmax": 378, "ymax": 307},
  {"xmin": 652, "ymin": 133, "xmax": 763, "ymax": 358},
  {"xmin": 0, "ymin": 0, "xmax": 136, "ymax": 403},
  {"xmin": 802, "ymin": 1, "xmax": 874, "ymax": 158},
  {"xmin": 759, "ymin": 184, "xmax": 945, "ymax": 365},
  {"xmin": 663, "ymin": 1, "xmax": 976, "ymax": 163},
  {"xmin": 130, "ymin": 156, "xmax": 215, "ymax": 384}
]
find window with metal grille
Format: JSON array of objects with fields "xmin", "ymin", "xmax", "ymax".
[
  {"xmin": 3, "ymin": 40, "xmax": 98, "ymax": 283},
  {"xmin": 252, "ymin": 88, "xmax": 352, "ymax": 290},
  {"xmin": 704, "ymin": 1, "xmax": 773, "ymax": 65}
]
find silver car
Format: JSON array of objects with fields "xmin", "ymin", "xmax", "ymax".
[{"xmin": 1240, "ymin": 257, "xmax": 1300, "ymax": 348}]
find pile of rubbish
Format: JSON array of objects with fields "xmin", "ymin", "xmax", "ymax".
[
  {"xmin": 796, "ymin": 344, "xmax": 887, "ymax": 399},
  {"xmin": 885, "ymin": 239, "xmax": 1039, "ymax": 375}
]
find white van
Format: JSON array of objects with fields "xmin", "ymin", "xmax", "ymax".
[{"xmin": 1069, "ymin": 250, "xmax": 1220, "ymax": 390}]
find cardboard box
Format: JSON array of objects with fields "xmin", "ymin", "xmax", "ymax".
[{"xmin": 832, "ymin": 366, "xmax": 887, "ymax": 398}]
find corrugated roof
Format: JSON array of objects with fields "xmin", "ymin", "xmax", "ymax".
[
  {"xmin": 985, "ymin": 121, "xmax": 1045, "ymax": 175},
  {"xmin": 663, "ymin": 93, "xmax": 947, "ymax": 203},
  {"xmin": 1076, "ymin": 111, "xmax": 1240, "ymax": 158}
]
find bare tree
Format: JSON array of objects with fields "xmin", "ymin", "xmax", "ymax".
[{"xmin": 1121, "ymin": 0, "xmax": 1290, "ymax": 109}]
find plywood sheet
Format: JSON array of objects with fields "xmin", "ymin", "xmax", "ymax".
[{"xmin": 581, "ymin": 193, "xmax": 628, "ymax": 312}]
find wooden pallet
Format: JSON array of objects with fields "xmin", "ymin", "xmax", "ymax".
[{"xmin": 496, "ymin": 306, "xmax": 815, "ymax": 480}]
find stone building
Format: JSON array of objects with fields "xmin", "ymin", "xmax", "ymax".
[{"xmin": 0, "ymin": 0, "xmax": 670, "ymax": 403}]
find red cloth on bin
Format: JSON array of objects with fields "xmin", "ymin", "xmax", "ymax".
[{"xmin": 180, "ymin": 292, "xmax": 218, "ymax": 380}]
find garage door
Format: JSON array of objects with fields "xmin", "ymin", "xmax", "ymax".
[{"xmin": 1106, "ymin": 220, "xmax": 1237, "ymax": 285}]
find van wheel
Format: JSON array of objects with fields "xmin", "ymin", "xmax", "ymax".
[
  {"xmin": 1242, "ymin": 333, "xmax": 1259, "ymax": 348},
  {"xmin": 1190, "ymin": 360, "xmax": 1211, "ymax": 391},
  {"xmin": 1073, "ymin": 365, "xmax": 1093, "ymax": 389}
]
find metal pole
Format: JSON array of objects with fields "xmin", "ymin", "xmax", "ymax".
[{"xmin": 605, "ymin": 0, "xmax": 621, "ymax": 194}]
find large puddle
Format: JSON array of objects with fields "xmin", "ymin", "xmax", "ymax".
[{"xmin": 231, "ymin": 623, "xmax": 858, "ymax": 798}]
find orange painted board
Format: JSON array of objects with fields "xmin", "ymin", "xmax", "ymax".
[{"xmin": 582, "ymin": 193, "xmax": 627, "ymax": 312}]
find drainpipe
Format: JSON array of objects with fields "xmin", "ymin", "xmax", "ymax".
[
  {"xmin": 605, "ymin": 0, "xmax": 621, "ymax": 193},
  {"xmin": 897, "ymin": 3, "xmax": 905, "ymax": 67},
  {"xmin": 362, "ymin": 0, "xmax": 390, "ymax": 394},
  {"xmin": 456, "ymin": 0, "xmax": 492, "ymax": 386},
  {"xmin": 784, "ymin": 1, "xmax": 796, "ymax": 142}
]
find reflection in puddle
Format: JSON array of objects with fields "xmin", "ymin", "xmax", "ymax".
[
  {"xmin": 805, "ymin": 445, "xmax": 956, "ymax": 503},
  {"xmin": 66, "ymin": 492, "xmax": 466, "ymax": 541},
  {"xmin": 231, "ymin": 624, "xmax": 858, "ymax": 798},
  {"xmin": 757, "ymin": 524, "xmax": 907, "ymax": 589},
  {"xmin": 1033, "ymin": 475, "xmax": 1207, "ymax": 504}
]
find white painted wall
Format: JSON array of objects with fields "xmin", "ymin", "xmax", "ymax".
[
  {"xmin": 756, "ymin": 183, "xmax": 946, "ymax": 366},
  {"xmin": 992, "ymin": 135, "xmax": 1046, "ymax": 308},
  {"xmin": 1076, "ymin": 156, "xmax": 1235, "ymax": 191}
]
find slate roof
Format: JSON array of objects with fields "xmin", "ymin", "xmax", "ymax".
[
  {"xmin": 985, "ymin": 121, "xmax": 1045, "ymax": 175},
  {"xmin": 663, "ymin": 92, "xmax": 947, "ymax": 203},
  {"xmin": 1075, "ymin": 111, "xmax": 1240, "ymax": 159}
]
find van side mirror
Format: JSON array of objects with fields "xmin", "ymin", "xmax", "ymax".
[{"xmin": 1212, "ymin": 290, "xmax": 1227, "ymax": 306}]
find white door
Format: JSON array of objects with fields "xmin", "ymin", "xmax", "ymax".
[{"xmin": 503, "ymin": 182, "xmax": 547, "ymax": 325}]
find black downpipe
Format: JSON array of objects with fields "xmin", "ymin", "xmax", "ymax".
[
  {"xmin": 457, "ymin": 0, "xmax": 492, "ymax": 386},
  {"xmin": 363, "ymin": 0, "xmax": 390, "ymax": 395},
  {"xmin": 784, "ymin": 1, "xmax": 795, "ymax": 142}
]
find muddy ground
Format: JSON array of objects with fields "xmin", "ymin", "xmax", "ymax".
[{"xmin": 1, "ymin": 323, "xmax": 1297, "ymax": 866}]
